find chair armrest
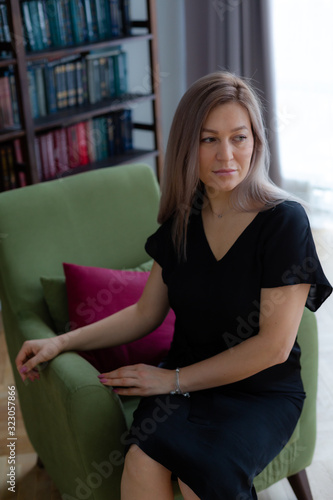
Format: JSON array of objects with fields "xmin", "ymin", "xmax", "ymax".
[{"xmin": 13, "ymin": 314, "xmax": 128, "ymax": 500}]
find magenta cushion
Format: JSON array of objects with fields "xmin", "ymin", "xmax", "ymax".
[{"xmin": 63, "ymin": 263, "xmax": 174, "ymax": 372}]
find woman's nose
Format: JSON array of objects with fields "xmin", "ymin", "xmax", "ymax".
[{"xmin": 216, "ymin": 141, "xmax": 233, "ymax": 161}]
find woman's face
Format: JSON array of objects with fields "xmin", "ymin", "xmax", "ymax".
[{"xmin": 199, "ymin": 102, "xmax": 254, "ymax": 195}]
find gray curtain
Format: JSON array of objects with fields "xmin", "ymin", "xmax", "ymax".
[{"xmin": 185, "ymin": 0, "xmax": 282, "ymax": 186}]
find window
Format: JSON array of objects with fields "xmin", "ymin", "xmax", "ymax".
[{"xmin": 272, "ymin": 0, "xmax": 333, "ymax": 226}]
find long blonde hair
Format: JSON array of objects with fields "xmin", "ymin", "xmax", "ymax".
[{"xmin": 158, "ymin": 71, "xmax": 290, "ymax": 257}]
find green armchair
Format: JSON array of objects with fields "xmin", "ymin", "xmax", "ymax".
[{"xmin": 0, "ymin": 163, "xmax": 317, "ymax": 499}]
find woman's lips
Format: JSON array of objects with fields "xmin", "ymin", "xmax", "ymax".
[{"xmin": 213, "ymin": 169, "xmax": 237, "ymax": 175}]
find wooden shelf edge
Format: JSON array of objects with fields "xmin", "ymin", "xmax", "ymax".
[
  {"xmin": 34, "ymin": 94, "xmax": 156, "ymax": 133},
  {"xmin": 0, "ymin": 128, "xmax": 25, "ymax": 143},
  {"xmin": 25, "ymin": 34, "xmax": 153, "ymax": 62},
  {"xmin": 45, "ymin": 149, "xmax": 159, "ymax": 181}
]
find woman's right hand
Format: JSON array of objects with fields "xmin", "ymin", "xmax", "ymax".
[{"xmin": 16, "ymin": 337, "xmax": 63, "ymax": 383}]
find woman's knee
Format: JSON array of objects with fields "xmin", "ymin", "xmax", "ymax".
[{"xmin": 123, "ymin": 445, "xmax": 171, "ymax": 482}]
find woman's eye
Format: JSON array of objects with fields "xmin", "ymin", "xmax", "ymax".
[
  {"xmin": 200, "ymin": 137, "xmax": 216, "ymax": 143},
  {"xmin": 234, "ymin": 135, "xmax": 247, "ymax": 142}
]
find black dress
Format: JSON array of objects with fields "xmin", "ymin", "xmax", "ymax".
[{"xmin": 126, "ymin": 201, "xmax": 332, "ymax": 499}]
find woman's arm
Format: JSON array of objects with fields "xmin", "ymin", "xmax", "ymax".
[
  {"xmin": 16, "ymin": 262, "xmax": 170, "ymax": 381},
  {"xmin": 101, "ymin": 283, "xmax": 310, "ymax": 395}
]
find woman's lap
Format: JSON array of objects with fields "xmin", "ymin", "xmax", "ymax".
[{"xmin": 125, "ymin": 389, "xmax": 304, "ymax": 500}]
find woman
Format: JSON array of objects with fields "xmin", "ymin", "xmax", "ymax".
[{"xmin": 16, "ymin": 72, "xmax": 332, "ymax": 500}]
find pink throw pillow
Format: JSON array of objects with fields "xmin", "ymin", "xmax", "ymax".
[{"xmin": 63, "ymin": 263, "xmax": 174, "ymax": 372}]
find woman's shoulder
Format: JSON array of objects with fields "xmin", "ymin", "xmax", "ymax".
[{"xmin": 262, "ymin": 200, "xmax": 309, "ymax": 225}]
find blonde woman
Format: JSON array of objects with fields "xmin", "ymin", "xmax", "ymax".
[{"xmin": 16, "ymin": 72, "xmax": 332, "ymax": 500}]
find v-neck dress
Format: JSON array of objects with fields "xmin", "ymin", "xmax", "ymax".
[{"xmin": 126, "ymin": 201, "xmax": 332, "ymax": 499}]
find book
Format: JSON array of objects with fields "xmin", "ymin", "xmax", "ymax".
[
  {"xmin": 43, "ymin": 60, "xmax": 58, "ymax": 114},
  {"xmin": 37, "ymin": 0, "xmax": 52, "ymax": 49},
  {"xmin": 108, "ymin": 0, "xmax": 121, "ymax": 37},
  {"xmin": 0, "ymin": 74, "xmax": 14, "ymax": 128},
  {"xmin": 113, "ymin": 50, "xmax": 127, "ymax": 96},
  {"xmin": 21, "ymin": 2, "xmax": 36, "ymax": 51},
  {"xmin": 45, "ymin": 0, "xmax": 62, "ymax": 47},
  {"xmin": 68, "ymin": 0, "xmax": 88, "ymax": 44},
  {"xmin": 28, "ymin": 1, "xmax": 45, "ymax": 51},
  {"xmin": 120, "ymin": 0, "xmax": 131, "ymax": 36},
  {"xmin": 35, "ymin": 65, "xmax": 47, "ymax": 117},
  {"xmin": 76, "ymin": 122, "xmax": 89, "ymax": 165},
  {"xmin": 53, "ymin": 128, "xmax": 69, "ymax": 173},
  {"xmin": 66, "ymin": 124, "xmax": 80, "ymax": 168},
  {"xmin": 83, "ymin": 0, "xmax": 97, "ymax": 42}
]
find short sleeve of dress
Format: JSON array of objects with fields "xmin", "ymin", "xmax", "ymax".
[
  {"xmin": 260, "ymin": 201, "xmax": 332, "ymax": 311},
  {"xmin": 145, "ymin": 218, "xmax": 175, "ymax": 269}
]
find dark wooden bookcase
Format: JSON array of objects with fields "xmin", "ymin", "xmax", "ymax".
[{"xmin": 0, "ymin": 0, "xmax": 163, "ymax": 189}]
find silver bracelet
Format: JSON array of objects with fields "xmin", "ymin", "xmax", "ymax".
[{"xmin": 170, "ymin": 368, "xmax": 190, "ymax": 397}]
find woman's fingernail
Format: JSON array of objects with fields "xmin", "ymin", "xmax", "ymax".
[
  {"xmin": 99, "ymin": 378, "xmax": 108, "ymax": 384},
  {"xmin": 20, "ymin": 366, "xmax": 27, "ymax": 374},
  {"xmin": 97, "ymin": 374, "xmax": 103, "ymax": 378}
]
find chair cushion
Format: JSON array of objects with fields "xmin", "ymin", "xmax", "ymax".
[{"xmin": 62, "ymin": 262, "xmax": 175, "ymax": 373}]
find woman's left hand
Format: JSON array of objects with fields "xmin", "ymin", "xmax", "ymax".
[{"xmin": 98, "ymin": 364, "xmax": 175, "ymax": 397}]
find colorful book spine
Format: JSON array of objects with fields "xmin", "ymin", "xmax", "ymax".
[
  {"xmin": 68, "ymin": 0, "xmax": 88, "ymax": 44},
  {"xmin": 120, "ymin": 0, "xmax": 131, "ymax": 36},
  {"xmin": 21, "ymin": 2, "xmax": 36, "ymax": 51},
  {"xmin": 108, "ymin": 0, "xmax": 121, "ymax": 37}
]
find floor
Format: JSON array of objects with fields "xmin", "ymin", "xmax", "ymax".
[{"xmin": 0, "ymin": 227, "xmax": 332, "ymax": 500}]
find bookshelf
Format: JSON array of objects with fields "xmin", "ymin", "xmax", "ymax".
[{"xmin": 0, "ymin": 0, "xmax": 163, "ymax": 191}]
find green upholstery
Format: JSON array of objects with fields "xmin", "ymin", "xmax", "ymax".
[{"xmin": 0, "ymin": 164, "xmax": 318, "ymax": 499}]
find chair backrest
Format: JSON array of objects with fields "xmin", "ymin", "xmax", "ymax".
[{"xmin": 0, "ymin": 163, "xmax": 160, "ymax": 326}]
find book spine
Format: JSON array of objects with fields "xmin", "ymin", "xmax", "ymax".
[
  {"xmin": 76, "ymin": 122, "xmax": 89, "ymax": 165},
  {"xmin": 43, "ymin": 61, "xmax": 57, "ymax": 114},
  {"xmin": 21, "ymin": 2, "xmax": 37, "ymax": 51},
  {"xmin": 39, "ymin": 133, "xmax": 51, "ymax": 180},
  {"xmin": 9, "ymin": 73, "xmax": 20, "ymax": 126},
  {"xmin": 54, "ymin": 128, "xmax": 68, "ymax": 173},
  {"xmin": 65, "ymin": 62, "xmax": 77, "ymax": 107},
  {"xmin": 0, "ymin": 75, "xmax": 14, "ymax": 128},
  {"xmin": 6, "ymin": 143, "xmax": 17, "ymax": 189},
  {"xmin": 35, "ymin": 137, "xmax": 43, "ymax": 181},
  {"xmin": 120, "ymin": 0, "xmax": 131, "ymax": 36},
  {"xmin": 69, "ymin": 0, "xmax": 87, "ymax": 44},
  {"xmin": 114, "ymin": 51, "xmax": 127, "ymax": 96},
  {"xmin": 37, "ymin": 0, "xmax": 51, "ymax": 49},
  {"xmin": 99, "ymin": 57, "xmax": 108, "ymax": 99},
  {"xmin": 75, "ymin": 60, "xmax": 84, "ymax": 106},
  {"xmin": 45, "ymin": 0, "xmax": 61, "ymax": 47},
  {"xmin": 61, "ymin": 0, "xmax": 74, "ymax": 46},
  {"xmin": 35, "ymin": 65, "xmax": 47, "ymax": 117},
  {"xmin": 46, "ymin": 131, "xmax": 56, "ymax": 177},
  {"xmin": 27, "ymin": 64, "xmax": 39, "ymax": 119},
  {"xmin": 94, "ymin": 0, "xmax": 106, "ymax": 39},
  {"xmin": 83, "ymin": 0, "xmax": 96, "ymax": 42},
  {"xmin": 106, "ymin": 115, "xmax": 115, "ymax": 156},
  {"xmin": 28, "ymin": 1, "xmax": 44, "ymax": 51},
  {"xmin": 56, "ymin": 0, "xmax": 67, "ymax": 46},
  {"xmin": 85, "ymin": 119, "xmax": 96, "ymax": 162},
  {"xmin": 109, "ymin": 0, "xmax": 121, "ymax": 37},
  {"xmin": 0, "ymin": 4, "xmax": 11, "ymax": 43},
  {"xmin": 41, "ymin": 0, "xmax": 53, "ymax": 48},
  {"xmin": 66, "ymin": 124, "xmax": 80, "ymax": 168}
]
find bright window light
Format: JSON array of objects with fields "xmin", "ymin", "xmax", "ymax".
[{"xmin": 272, "ymin": 0, "xmax": 333, "ymax": 224}]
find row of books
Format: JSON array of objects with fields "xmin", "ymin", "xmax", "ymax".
[
  {"xmin": 35, "ymin": 109, "xmax": 133, "ymax": 180},
  {"xmin": 20, "ymin": 0, "xmax": 131, "ymax": 52},
  {"xmin": 0, "ymin": 140, "xmax": 26, "ymax": 192},
  {"xmin": 28, "ymin": 49, "xmax": 127, "ymax": 119},
  {"xmin": 0, "ymin": 69, "xmax": 20, "ymax": 129},
  {"xmin": 0, "ymin": 4, "xmax": 10, "ymax": 43}
]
